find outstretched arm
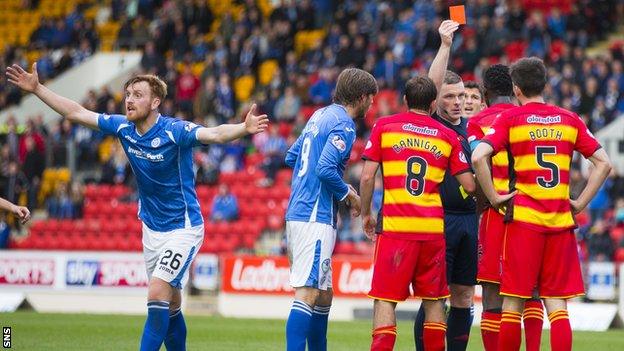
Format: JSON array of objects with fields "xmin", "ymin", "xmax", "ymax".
[
  {"xmin": 196, "ymin": 103, "xmax": 269, "ymax": 144},
  {"xmin": 428, "ymin": 20, "xmax": 460, "ymax": 95},
  {"xmin": 6, "ymin": 63, "xmax": 99, "ymax": 129},
  {"xmin": 0, "ymin": 197, "xmax": 31, "ymax": 224}
]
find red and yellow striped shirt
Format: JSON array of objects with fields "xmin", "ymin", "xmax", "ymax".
[
  {"xmin": 483, "ymin": 102, "xmax": 601, "ymax": 232},
  {"xmin": 363, "ymin": 112, "xmax": 470, "ymax": 240},
  {"xmin": 467, "ymin": 103, "xmax": 515, "ymax": 212}
]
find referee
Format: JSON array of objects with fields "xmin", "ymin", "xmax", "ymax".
[{"xmin": 414, "ymin": 21, "xmax": 478, "ymax": 351}]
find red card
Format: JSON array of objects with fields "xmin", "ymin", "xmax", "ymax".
[{"xmin": 450, "ymin": 5, "xmax": 466, "ymax": 25}]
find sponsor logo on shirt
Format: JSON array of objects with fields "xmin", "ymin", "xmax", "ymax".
[
  {"xmin": 486, "ymin": 128, "xmax": 495, "ymax": 135},
  {"xmin": 402, "ymin": 123, "xmax": 439, "ymax": 136},
  {"xmin": 365, "ymin": 140, "xmax": 372, "ymax": 150},
  {"xmin": 102, "ymin": 114, "xmax": 111, "ymax": 120},
  {"xmin": 124, "ymin": 135, "xmax": 137, "ymax": 143},
  {"xmin": 468, "ymin": 135, "xmax": 476, "ymax": 142},
  {"xmin": 151, "ymin": 137, "xmax": 161, "ymax": 148},
  {"xmin": 526, "ymin": 114, "xmax": 561, "ymax": 124},
  {"xmin": 331, "ymin": 135, "xmax": 346, "ymax": 152},
  {"xmin": 127, "ymin": 146, "xmax": 164, "ymax": 162}
]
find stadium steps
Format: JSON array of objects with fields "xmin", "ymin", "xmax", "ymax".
[{"xmin": 586, "ymin": 23, "xmax": 624, "ymax": 57}]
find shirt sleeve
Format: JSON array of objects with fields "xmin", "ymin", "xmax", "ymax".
[
  {"xmin": 285, "ymin": 134, "xmax": 304, "ymax": 168},
  {"xmin": 97, "ymin": 114, "xmax": 128, "ymax": 136},
  {"xmin": 482, "ymin": 113, "xmax": 511, "ymax": 154},
  {"xmin": 573, "ymin": 116, "xmax": 602, "ymax": 158},
  {"xmin": 448, "ymin": 132, "xmax": 472, "ymax": 176},
  {"xmin": 315, "ymin": 126, "xmax": 354, "ymax": 201},
  {"xmin": 361, "ymin": 123, "xmax": 382, "ymax": 162},
  {"xmin": 466, "ymin": 119, "xmax": 485, "ymax": 151},
  {"xmin": 169, "ymin": 120, "xmax": 203, "ymax": 148}
]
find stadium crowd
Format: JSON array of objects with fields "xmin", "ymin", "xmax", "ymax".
[{"xmin": 1, "ymin": 0, "xmax": 624, "ymax": 262}]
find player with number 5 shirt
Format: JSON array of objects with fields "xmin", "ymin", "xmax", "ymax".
[{"xmin": 472, "ymin": 57, "xmax": 612, "ymax": 351}]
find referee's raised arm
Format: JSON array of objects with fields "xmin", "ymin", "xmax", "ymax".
[{"xmin": 6, "ymin": 63, "xmax": 99, "ymax": 129}]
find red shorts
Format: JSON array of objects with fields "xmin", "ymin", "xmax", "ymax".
[
  {"xmin": 500, "ymin": 222, "xmax": 585, "ymax": 299},
  {"xmin": 368, "ymin": 235, "xmax": 449, "ymax": 302},
  {"xmin": 477, "ymin": 208, "xmax": 505, "ymax": 284}
]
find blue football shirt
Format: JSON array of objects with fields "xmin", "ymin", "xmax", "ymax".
[
  {"xmin": 285, "ymin": 104, "xmax": 356, "ymax": 227},
  {"xmin": 98, "ymin": 114, "xmax": 204, "ymax": 232}
]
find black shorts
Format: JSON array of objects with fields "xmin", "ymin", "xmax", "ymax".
[{"xmin": 444, "ymin": 212, "xmax": 478, "ymax": 286}]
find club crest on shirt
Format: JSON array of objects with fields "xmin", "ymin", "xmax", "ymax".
[
  {"xmin": 459, "ymin": 151, "xmax": 468, "ymax": 163},
  {"xmin": 184, "ymin": 122, "xmax": 198, "ymax": 132},
  {"xmin": 151, "ymin": 137, "xmax": 161, "ymax": 148},
  {"xmin": 321, "ymin": 258, "xmax": 331, "ymax": 273},
  {"xmin": 331, "ymin": 135, "xmax": 346, "ymax": 152}
]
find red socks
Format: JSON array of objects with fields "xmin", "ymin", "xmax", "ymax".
[
  {"xmin": 371, "ymin": 325, "xmax": 396, "ymax": 351},
  {"xmin": 523, "ymin": 300, "xmax": 544, "ymax": 351},
  {"xmin": 423, "ymin": 322, "xmax": 446, "ymax": 351},
  {"xmin": 481, "ymin": 311, "xmax": 501, "ymax": 351},
  {"xmin": 549, "ymin": 310, "xmax": 572, "ymax": 351},
  {"xmin": 498, "ymin": 311, "xmax": 522, "ymax": 351}
]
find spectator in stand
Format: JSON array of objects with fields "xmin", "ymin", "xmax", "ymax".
[
  {"xmin": 193, "ymin": 76, "xmax": 218, "ymax": 124},
  {"xmin": 36, "ymin": 49, "xmax": 55, "ymax": 81},
  {"xmin": 210, "ymin": 184, "xmax": 239, "ymax": 222},
  {"xmin": 216, "ymin": 73, "xmax": 235, "ymax": 122},
  {"xmin": 21, "ymin": 136, "xmax": 45, "ymax": 207},
  {"xmin": 73, "ymin": 39, "xmax": 94, "ymax": 65},
  {"xmin": 116, "ymin": 16, "xmax": 134, "ymax": 49},
  {"xmin": 274, "ymin": 86, "xmax": 301, "ymax": 122},
  {"xmin": 0, "ymin": 214, "xmax": 9, "ymax": 249},
  {"xmin": 588, "ymin": 170, "xmax": 614, "ymax": 223},
  {"xmin": 175, "ymin": 63, "xmax": 201, "ymax": 113},
  {"xmin": 70, "ymin": 181, "xmax": 85, "ymax": 218},
  {"xmin": 2, "ymin": 160, "xmax": 29, "ymax": 208},
  {"xmin": 258, "ymin": 125, "xmax": 288, "ymax": 187},
  {"xmin": 141, "ymin": 41, "xmax": 165, "ymax": 75},
  {"xmin": 309, "ymin": 68, "xmax": 335, "ymax": 105},
  {"xmin": 614, "ymin": 198, "xmax": 624, "ymax": 225},
  {"xmin": 3, "ymin": 117, "xmax": 21, "ymax": 161},
  {"xmin": 46, "ymin": 182, "xmax": 74, "ymax": 219},
  {"xmin": 587, "ymin": 219, "xmax": 615, "ymax": 262},
  {"xmin": 100, "ymin": 141, "xmax": 131, "ymax": 185}
]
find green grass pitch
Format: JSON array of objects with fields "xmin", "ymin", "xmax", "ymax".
[{"xmin": 2, "ymin": 311, "xmax": 624, "ymax": 350}]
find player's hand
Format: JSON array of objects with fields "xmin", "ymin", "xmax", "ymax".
[
  {"xmin": 244, "ymin": 103, "xmax": 269, "ymax": 135},
  {"xmin": 6, "ymin": 63, "xmax": 40, "ymax": 93},
  {"xmin": 438, "ymin": 20, "xmax": 460, "ymax": 47},
  {"xmin": 363, "ymin": 215, "xmax": 377, "ymax": 242},
  {"xmin": 346, "ymin": 190, "xmax": 361, "ymax": 218},
  {"xmin": 570, "ymin": 199, "xmax": 584, "ymax": 215},
  {"xmin": 490, "ymin": 190, "xmax": 517, "ymax": 211},
  {"xmin": 11, "ymin": 204, "xmax": 31, "ymax": 224}
]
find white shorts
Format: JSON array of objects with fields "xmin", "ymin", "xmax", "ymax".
[
  {"xmin": 143, "ymin": 223, "xmax": 204, "ymax": 289},
  {"xmin": 286, "ymin": 221, "xmax": 336, "ymax": 290}
]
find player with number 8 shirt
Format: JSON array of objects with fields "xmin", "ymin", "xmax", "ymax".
[{"xmin": 360, "ymin": 76, "xmax": 475, "ymax": 351}]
